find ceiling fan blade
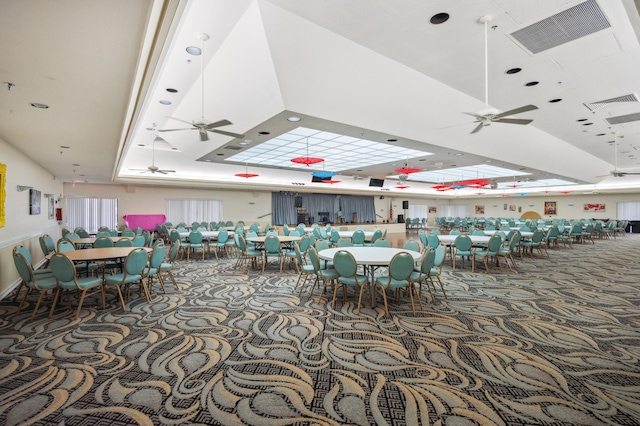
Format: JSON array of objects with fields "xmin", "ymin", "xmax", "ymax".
[
  {"xmin": 205, "ymin": 119, "xmax": 232, "ymax": 130},
  {"xmin": 494, "ymin": 105, "xmax": 538, "ymax": 119},
  {"xmin": 495, "ymin": 118, "xmax": 533, "ymax": 125},
  {"xmin": 166, "ymin": 117, "xmax": 195, "ymax": 126},
  {"xmin": 160, "ymin": 170, "xmax": 176, "ymax": 173},
  {"xmin": 211, "ymin": 129, "xmax": 245, "ymax": 138},
  {"xmin": 199, "ymin": 129, "xmax": 209, "ymax": 141},
  {"xmin": 470, "ymin": 122, "xmax": 484, "ymax": 134},
  {"xmin": 158, "ymin": 127, "xmax": 194, "ymax": 133},
  {"xmin": 463, "ymin": 112, "xmax": 482, "ymax": 119}
]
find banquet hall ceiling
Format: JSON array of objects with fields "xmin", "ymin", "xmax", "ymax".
[{"xmin": 2, "ymin": 0, "xmax": 640, "ymax": 196}]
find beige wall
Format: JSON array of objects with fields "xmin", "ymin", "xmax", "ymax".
[{"xmin": 0, "ymin": 137, "xmax": 63, "ymax": 297}]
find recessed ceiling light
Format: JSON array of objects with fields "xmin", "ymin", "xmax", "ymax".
[
  {"xmin": 505, "ymin": 68, "xmax": 522, "ymax": 74},
  {"xmin": 258, "ymin": 131, "xmax": 270, "ymax": 135},
  {"xmin": 30, "ymin": 102, "xmax": 49, "ymax": 109},
  {"xmin": 454, "ymin": 153, "xmax": 464, "ymax": 156},
  {"xmin": 418, "ymin": 159, "xmax": 426, "ymax": 161},
  {"xmin": 387, "ymin": 139, "xmax": 397, "ymax": 142},
  {"xmin": 205, "ymin": 159, "xmax": 212, "ymax": 162},
  {"xmin": 60, "ymin": 146, "xmax": 70, "ymax": 149},
  {"xmin": 484, "ymin": 159, "xmax": 492, "ymax": 163},
  {"xmin": 582, "ymin": 123, "xmax": 593, "ymax": 126},
  {"xmin": 356, "ymin": 169, "xmax": 363, "ymax": 172},
  {"xmin": 171, "ymin": 148, "xmax": 178, "ymax": 150},
  {"xmin": 549, "ymin": 98, "xmax": 562, "ymax": 103},
  {"xmin": 186, "ymin": 46, "xmax": 201, "ymax": 55},
  {"xmin": 287, "ymin": 116, "xmax": 301, "ymax": 122},
  {"xmin": 73, "ymin": 164, "xmax": 80, "ymax": 167},
  {"xmin": 576, "ymin": 118, "xmax": 588, "ymax": 122},
  {"xmin": 525, "ymin": 81, "xmax": 539, "ymax": 87},
  {"xmin": 137, "ymin": 144, "xmax": 145, "ymax": 147},
  {"xmin": 596, "ymin": 133, "xmax": 606, "ymax": 136},
  {"xmin": 430, "ymin": 12, "xmax": 450, "ymax": 24},
  {"xmin": 166, "ymin": 88, "xmax": 178, "ymax": 93},
  {"xmin": 216, "ymin": 153, "xmax": 224, "ymax": 156},
  {"xmin": 159, "ymin": 100, "xmax": 171, "ymax": 105}
]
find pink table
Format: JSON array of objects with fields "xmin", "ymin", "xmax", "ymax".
[{"xmin": 123, "ymin": 214, "xmax": 166, "ymax": 231}]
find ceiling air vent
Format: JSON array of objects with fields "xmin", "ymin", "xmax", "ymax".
[
  {"xmin": 510, "ymin": 0, "xmax": 610, "ymax": 54},
  {"xmin": 605, "ymin": 112, "xmax": 640, "ymax": 126},
  {"xmin": 584, "ymin": 93, "xmax": 640, "ymax": 112},
  {"xmin": 224, "ymin": 146, "xmax": 243, "ymax": 150}
]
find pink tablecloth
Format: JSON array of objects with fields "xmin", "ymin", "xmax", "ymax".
[{"xmin": 123, "ymin": 214, "xmax": 166, "ymax": 231}]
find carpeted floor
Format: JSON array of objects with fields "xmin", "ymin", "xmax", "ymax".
[{"xmin": 1, "ymin": 235, "xmax": 639, "ymax": 425}]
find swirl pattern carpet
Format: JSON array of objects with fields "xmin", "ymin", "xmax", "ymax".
[{"xmin": 1, "ymin": 235, "xmax": 639, "ymax": 425}]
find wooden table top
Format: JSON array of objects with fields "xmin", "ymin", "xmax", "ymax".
[{"xmin": 58, "ymin": 247, "xmax": 151, "ymax": 262}]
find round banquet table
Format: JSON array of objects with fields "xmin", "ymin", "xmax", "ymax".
[{"xmin": 318, "ymin": 247, "xmax": 421, "ymax": 308}]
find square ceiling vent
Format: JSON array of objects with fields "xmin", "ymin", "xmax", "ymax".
[
  {"xmin": 510, "ymin": 0, "xmax": 610, "ymax": 54},
  {"xmin": 605, "ymin": 112, "xmax": 640, "ymax": 126}
]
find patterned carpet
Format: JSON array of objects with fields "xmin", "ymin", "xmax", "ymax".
[{"xmin": 1, "ymin": 235, "xmax": 639, "ymax": 425}]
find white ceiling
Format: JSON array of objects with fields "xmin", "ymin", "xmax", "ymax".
[{"xmin": 3, "ymin": 0, "xmax": 640, "ymax": 198}]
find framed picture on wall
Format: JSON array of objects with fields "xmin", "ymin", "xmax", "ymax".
[
  {"xmin": 584, "ymin": 203, "xmax": 605, "ymax": 212},
  {"xmin": 48, "ymin": 196, "xmax": 55, "ymax": 219},
  {"xmin": 544, "ymin": 201, "xmax": 557, "ymax": 216},
  {"xmin": 30, "ymin": 189, "xmax": 41, "ymax": 215},
  {"xmin": 475, "ymin": 205, "xmax": 485, "ymax": 214},
  {"xmin": 428, "ymin": 206, "xmax": 437, "ymax": 213},
  {"xmin": 503, "ymin": 203, "xmax": 507, "ymax": 210}
]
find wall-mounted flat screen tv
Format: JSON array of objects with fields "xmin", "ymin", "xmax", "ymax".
[{"xmin": 369, "ymin": 178, "xmax": 384, "ymax": 187}]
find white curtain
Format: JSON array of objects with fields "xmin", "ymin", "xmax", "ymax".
[
  {"xmin": 408, "ymin": 204, "xmax": 428, "ymax": 219},
  {"xmin": 437, "ymin": 204, "xmax": 468, "ymax": 218},
  {"xmin": 617, "ymin": 202, "xmax": 640, "ymax": 220},
  {"xmin": 66, "ymin": 197, "xmax": 118, "ymax": 233},
  {"xmin": 166, "ymin": 199, "xmax": 223, "ymax": 224}
]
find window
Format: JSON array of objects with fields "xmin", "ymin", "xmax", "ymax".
[
  {"xmin": 617, "ymin": 202, "xmax": 640, "ymax": 220},
  {"xmin": 407, "ymin": 204, "xmax": 427, "ymax": 220},
  {"xmin": 437, "ymin": 204, "xmax": 468, "ymax": 218},
  {"xmin": 66, "ymin": 197, "xmax": 118, "ymax": 233},
  {"xmin": 166, "ymin": 199, "xmax": 223, "ymax": 225}
]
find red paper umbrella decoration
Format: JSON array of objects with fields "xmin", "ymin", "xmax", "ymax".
[
  {"xmin": 432, "ymin": 185, "xmax": 453, "ymax": 191},
  {"xmin": 234, "ymin": 163, "xmax": 259, "ymax": 178},
  {"xmin": 396, "ymin": 185, "xmax": 410, "ymax": 189},
  {"xmin": 560, "ymin": 191, "xmax": 572, "ymax": 195},
  {"xmin": 322, "ymin": 179, "xmax": 340, "ymax": 184},
  {"xmin": 394, "ymin": 167, "xmax": 421, "ymax": 174},
  {"xmin": 465, "ymin": 179, "xmax": 491, "ymax": 188},
  {"xmin": 291, "ymin": 137, "xmax": 324, "ymax": 166}
]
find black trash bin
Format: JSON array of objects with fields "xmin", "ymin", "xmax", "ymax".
[
  {"xmin": 628, "ymin": 220, "xmax": 640, "ymax": 233},
  {"xmin": 397, "ymin": 214, "xmax": 404, "ymax": 223}
]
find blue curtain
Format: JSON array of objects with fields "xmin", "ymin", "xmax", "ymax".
[
  {"xmin": 272, "ymin": 193, "xmax": 297, "ymax": 225},
  {"xmin": 272, "ymin": 192, "xmax": 375, "ymax": 224},
  {"xmin": 340, "ymin": 195, "xmax": 376, "ymax": 223}
]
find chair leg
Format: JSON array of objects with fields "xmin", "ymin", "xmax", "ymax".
[
  {"xmin": 75, "ymin": 289, "xmax": 88, "ymax": 319},
  {"xmin": 49, "ymin": 288, "xmax": 62, "ymax": 318}
]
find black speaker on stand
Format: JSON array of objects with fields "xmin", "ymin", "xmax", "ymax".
[
  {"xmin": 402, "ymin": 200, "xmax": 409, "ymax": 209},
  {"xmin": 295, "ymin": 196, "xmax": 302, "ymax": 208}
]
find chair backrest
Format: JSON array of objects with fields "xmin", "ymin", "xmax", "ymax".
[
  {"xmin": 315, "ymin": 240, "xmax": 330, "ymax": 252},
  {"xmin": 50, "ymin": 253, "xmax": 78, "ymax": 285},
  {"xmin": 449, "ymin": 230, "xmax": 460, "ymax": 235},
  {"xmin": 403, "ymin": 240, "xmax": 421, "ymax": 252},
  {"xmin": 115, "ymin": 238, "xmax": 133, "ymax": 247},
  {"xmin": 288, "ymin": 230, "xmax": 300, "ymax": 237},
  {"xmin": 149, "ymin": 244, "xmax": 166, "ymax": 268},
  {"xmin": 352, "ymin": 230, "xmax": 365, "ymax": 244},
  {"xmin": 433, "ymin": 244, "xmax": 446, "ymax": 268},
  {"xmin": 39, "ymin": 235, "xmax": 51, "ymax": 256},
  {"xmin": 418, "ymin": 231, "xmax": 427, "ymax": 247},
  {"xmin": 387, "ymin": 252, "xmax": 414, "ymax": 282},
  {"xmin": 57, "ymin": 239, "xmax": 76, "ymax": 252},
  {"xmin": 188, "ymin": 231, "xmax": 203, "ymax": 244},
  {"xmin": 427, "ymin": 234, "xmax": 440, "ymax": 248},
  {"xmin": 77, "ymin": 229, "xmax": 90, "ymax": 238},
  {"xmin": 125, "ymin": 248, "xmax": 148, "ymax": 275},
  {"xmin": 472, "ymin": 230, "xmax": 485, "ymax": 236},
  {"xmin": 13, "ymin": 250, "xmax": 35, "ymax": 285},
  {"xmin": 96, "ymin": 231, "xmax": 111, "ymax": 238},
  {"xmin": 453, "ymin": 235, "xmax": 472, "ymax": 251},
  {"xmin": 217, "ymin": 230, "xmax": 229, "ymax": 243},
  {"xmin": 333, "ymin": 250, "xmax": 357, "ymax": 278},
  {"xmin": 132, "ymin": 235, "xmax": 146, "ymax": 247},
  {"xmin": 14, "ymin": 245, "xmax": 34, "ymax": 267},
  {"xmin": 122, "ymin": 229, "xmax": 135, "ymax": 237},
  {"xmin": 66, "ymin": 233, "xmax": 80, "ymax": 240},
  {"xmin": 298, "ymin": 235, "xmax": 310, "ymax": 254},
  {"xmin": 282, "ymin": 224, "xmax": 290, "ymax": 236},
  {"xmin": 373, "ymin": 239, "xmax": 391, "ymax": 247},
  {"xmin": 531, "ymin": 229, "xmax": 544, "ymax": 243},
  {"xmin": 266, "ymin": 230, "xmax": 279, "ymax": 236},
  {"xmin": 330, "ymin": 229, "xmax": 340, "ymax": 242},
  {"xmin": 307, "ymin": 246, "xmax": 321, "ymax": 273},
  {"xmin": 264, "ymin": 235, "xmax": 280, "ymax": 254},
  {"xmin": 169, "ymin": 240, "xmax": 181, "ymax": 262},
  {"xmin": 487, "ymin": 234, "xmax": 503, "ymax": 252},
  {"xmin": 94, "ymin": 236, "xmax": 114, "ymax": 248},
  {"xmin": 420, "ymin": 248, "xmax": 436, "ymax": 275},
  {"xmin": 337, "ymin": 237, "xmax": 352, "ymax": 247}
]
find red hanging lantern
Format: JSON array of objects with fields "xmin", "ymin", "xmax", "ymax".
[
  {"xmin": 396, "ymin": 185, "xmax": 410, "ymax": 189},
  {"xmin": 322, "ymin": 179, "xmax": 340, "ymax": 184},
  {"xmin": 234, "ymin": 163, "xmax": 259, "ymax": 178},
  {"xmin": 291, "ymin": 137, "xmax": 324, "ymax": 166}
]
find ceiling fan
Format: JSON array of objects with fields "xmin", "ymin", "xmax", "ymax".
[
  {"xmin": 130, "ymin": 133, "xmax": 175, "ymax": 175},
  {"xmin": 601, "ymin": 133, "xmax": 640, "ymax": 177},
  {"xmin": 159, "ymin": 33, "xmax": 244, "ymax": 142},
  {"xmin": 467, "ymin": 16, "xmax": 538, "ymax": 134}
]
